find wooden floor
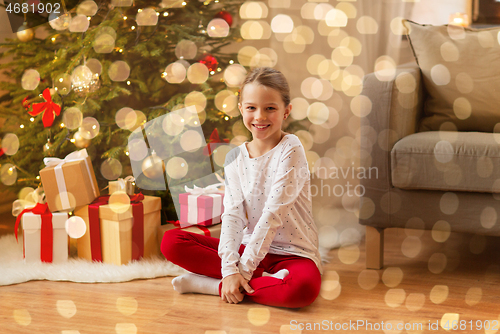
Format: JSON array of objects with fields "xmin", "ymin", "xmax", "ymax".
[{"xmin": 2, "ymin": 211, "xmax": 500, "ymax": 333}]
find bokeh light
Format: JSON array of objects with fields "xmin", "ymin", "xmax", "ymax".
[
  {"xmin": 115, "ymin": 323, "xmax": 137, "ymax": 334},
  {"xmin": 428, "ymin": 253, "xmax": 447, "ymax": 274},
  {"xmin": 374, "ymin": 56, "xmax": 396, "ymax": 81},
  {"xmin": 79, "ymin": 117, "xmax": 100, "ymax": 139},
  {"xmin": 65, "ymin": 216, "xmax": 87, "ymax": 239},
  {"xmin": 69, "ymin": 14, "xmax": 90, "ymax": 33},
  {"xmin": 325, "ymin": 9, "xmax": 348, "ymax": 27},
  {"xmin": 185, "ymin": 91, "xmax": 207, "ymax": 113},
  {"xmin": 166, "ymin": 156, "xmax": 188, "ymax": 179},
  {"xmin": 224, "ymin": 64, "xmax": 247, "ymax": 87},
  {"xmin": 187, "ymin": 63, "xmax": 209, "ymax": 84},
  {"xmin": 337, "ymin": 244, "xmax": 360, "ymax": 264},
  {"xmin": 175, "ymin": 40, "xmax": 197, "ymax": 60},
  {"xmin": 0, "ymin": 163, "xmax": 17, "ymax": 185},
  {"xmin": 480, "ymin": 207, "xmax": 497, "ymax": 229},
  {"xmin": 164, "ymin": 62, "xmax": 187, "ymax": 84},
  {"xmin": 440, "ymin": 313, "xmax": 459, "ymax": 330},
  {"xmin": 13, "ymin": 309, "xmax": 31, "ymax": 326},
  {"xmin": 271, "ymin": 14, "xmax": 293, "ymax": 33},
  {"xmin": 430, "ymin": 64, "xmax": 451, "ymax": 86},
  {"xmin": 93, "ymin": 33, "xmax": 115, "ymax": 53},
  {"xmin": 109, "ymin": 61, "xmax": 131, "ymax": 82},
  {"xmin": 207, "ymin": 18, "xmax": 230, "ymax": 37},
  {"xmin": 180, "ymin": 130, "xmax": 204, "ymax": 152},
  {"xmin": 432, "ymin": 220, "xmax": 451, "ymax": 243},
  {"xmin": 439, "ymin": 192, "xmax": 459, "ymax": 215},
  {"xmin": 215, "ymin": 90, "xmax": 238, "ymax": 116},
  {"xmin": 77, "ymin": 0, "xmax": 98, "ymax": 16},
  {"xmin": 116, "ymin": 297, "xmax": 138, "ymax": 316},
  {"xmin": 1, "ymin": 133, "xmax": 19, "ymax": 156},
  {"xmin": 108, "ymin": 191, "xmax": 131, "ymax": 214},
  {"xmin": 357, "ymin": 269, "xmax": 379, "ymax": 290},
  {"xmin": 307, "ymin": 102, "xmax": 329, "ymax": 125},
  {"xmin": 240, "ymin": 1, "xmax": 268, "ymax": 19},
  {"xmin": 384, "ymin": 289, "xmax": 406, "ymax": 308},
  {"xmin": 136, "ymin": 8, "xmax": 158, "ymax": 26},
  {"xmin": 405, "ymin": 293, "xmax": 425, "ymax": 312},
  {"xmin": 247, "ymin": 308, "xmax": 270, "ymax": 326},
  {"xmin": 115, "ymin": 107, "xmax": 138, "ymax": 131},
  {"xmin": 357, "ymin": 16, "xmax": 378, "ymax": 34},
  {"xmin": 382, "ymin": 267, "xmax": 403, "ymax": 288},
  {"xmin": 21, "ymin": 69, "xmax": 40, "ymax": 90},
  {"xmin": 101, "ymin": 158, "xmax": 123, "ymax": 180},
  {"xmin": 49, "ymin": 12, "xmax": 71, "ymax": 31},
  {"xmin": 56, "ymin": 300, "xmax": 77, "ymax": 318},
  {"xmin": 63, "ymin": 107, "xmax": 83, "ymax": 130},
  {"xmin": 465, "ymin": 287, "xmax": 482, "ymax": 306},
  {"xmin": 320, "ymin": 271, "xmax": 341, "ymax": 300},
  {"xmin": 128, "ymin": 139, "xmax": 148, "ymax": 161},
  {"xmin": 401, "ymin": 236, "xmax": 422, "ymax": 258}
]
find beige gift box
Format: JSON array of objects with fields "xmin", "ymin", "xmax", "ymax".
[
  {"xmin": 74, "ymin": 196, "xmax": 161, "ymax": 265},
  {"xmin": 22, "ymin": 212, "xmax": 69, "ymax": 263},
  {"xmin": 40, "ymin": 153, "xmax": 100, "ymax": 212}
]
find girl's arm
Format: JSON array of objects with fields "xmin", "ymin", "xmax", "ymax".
[
  {"xmin": 238, "ymin": 142, "xmax": 309, "ymax": 280},
  {"xmin": 218, "ymin": 148, "xmax": 247, "ymax": 279}
]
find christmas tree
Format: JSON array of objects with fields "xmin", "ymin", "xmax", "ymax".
[{"xmin": 0, "ymin": 0, "xmax": 251, "ymax": 220}]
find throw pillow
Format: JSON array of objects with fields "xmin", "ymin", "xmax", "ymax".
[{"xmin": 404, "ymin": 20, "xmax": 500, "ymax": 132}]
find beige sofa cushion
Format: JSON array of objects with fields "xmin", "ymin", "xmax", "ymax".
[
  {"xmin": 391, "ymin": 131, "xmax": 500, "ymax": 193},
  {"xmin": 404, "ymin": 20, "xmax": 500, "ymax": 132}
]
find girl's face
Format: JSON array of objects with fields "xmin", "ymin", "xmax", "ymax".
[{"xmin": 239, "ymin": 82, "xmax": 291, "ymax": 144}]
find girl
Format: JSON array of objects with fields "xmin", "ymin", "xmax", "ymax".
[{"xmin": 161, "ymin": 67, "xmax": 322, "ymax": 308}]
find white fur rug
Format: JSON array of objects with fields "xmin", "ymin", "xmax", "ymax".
[
  {"xmin": 0, "ymin": 233, "xmax": 337, "ymax": 286},
  {"xmin": 0, "ymin": 234, "xmax": 187, "ymax": 286}
]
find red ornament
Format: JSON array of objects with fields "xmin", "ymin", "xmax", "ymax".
[
  {"xmin": 28, "ymin": 88, "xmax": 61, "ymax": 128},
  {"xmin": 214, "ymin": 11, "xmax": 233, "ymax": 27},
  {"xmin": 203, "ymin": 128, "xmax": 229, "ymax": 156},
  {"xmin": 200, "ymin": 54, "xmax": 218, "ymax": 72},
  {"xmin": 0, "ymin": 147, "xmax": 5, "ymax": 157}
]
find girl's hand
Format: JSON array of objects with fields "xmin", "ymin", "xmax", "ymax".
[{"xmin": 221, "ymin": 273, "xmax": 254, "ymax": 304}]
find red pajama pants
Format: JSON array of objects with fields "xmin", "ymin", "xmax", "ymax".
[{"xmin": 161, "ymin": 229, "xmax": 321, "ymax": 308}]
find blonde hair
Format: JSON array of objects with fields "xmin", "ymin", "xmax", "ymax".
[{"xmin": 239, "ymin": 67, "xmax": 290, "ymax": 107}]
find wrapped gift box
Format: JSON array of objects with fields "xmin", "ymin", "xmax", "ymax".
[
  {"xmin": 22, "ymin": 212, "xmax": 69, "ymax": 263},
  {"xmin": 40, "ymin": 150, "xmax": 100, "ymax": 212},
  {"xmin": 179, "ymin": 191, "xmax": 224, "ymax": 227},
  {"xmin": 108, "ymin": 177, "xmax": 135, "ymax": 196},
  {"xmin": 74, "ymin": 195, "xmax": 161, "ymax": 265},
  {"xmin": 157, "ymin": 222, "xmax": 222, "ymax": 253}
]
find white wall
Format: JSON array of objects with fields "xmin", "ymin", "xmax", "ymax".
[{"xmin": 410, "ymin": 0, "xmax": 470, "ymax": 25}]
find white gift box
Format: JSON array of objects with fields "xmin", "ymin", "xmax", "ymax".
[{"xmin": 22, "ymin": 212, "xmax": 69, "ymax": 263}]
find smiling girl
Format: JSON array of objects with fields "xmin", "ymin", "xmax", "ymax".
[{"xmin": 162, "ymin": 67, "xmax": 322, "ymax": 308}]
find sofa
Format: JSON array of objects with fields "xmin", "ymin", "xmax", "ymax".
[{"xmin": 358, "ymin": 20, "xmax": 500, "ymax": 269}]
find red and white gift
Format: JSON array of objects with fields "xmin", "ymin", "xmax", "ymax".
[
  {"xmin": 179, "ymin": 184, "xmax": 224, "ymax": 227},
  {"xmin": 14, "ymin": 203, "xmax": 68, "ymax": 263}
]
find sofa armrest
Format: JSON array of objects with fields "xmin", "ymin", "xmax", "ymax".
[
  {"xmin": 362, "ymin": 62, "xmax": 424, "ymax": 147},
  {"xmin": 358, "ymin": 62, "xmax": 424, "ymax": 226}
]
